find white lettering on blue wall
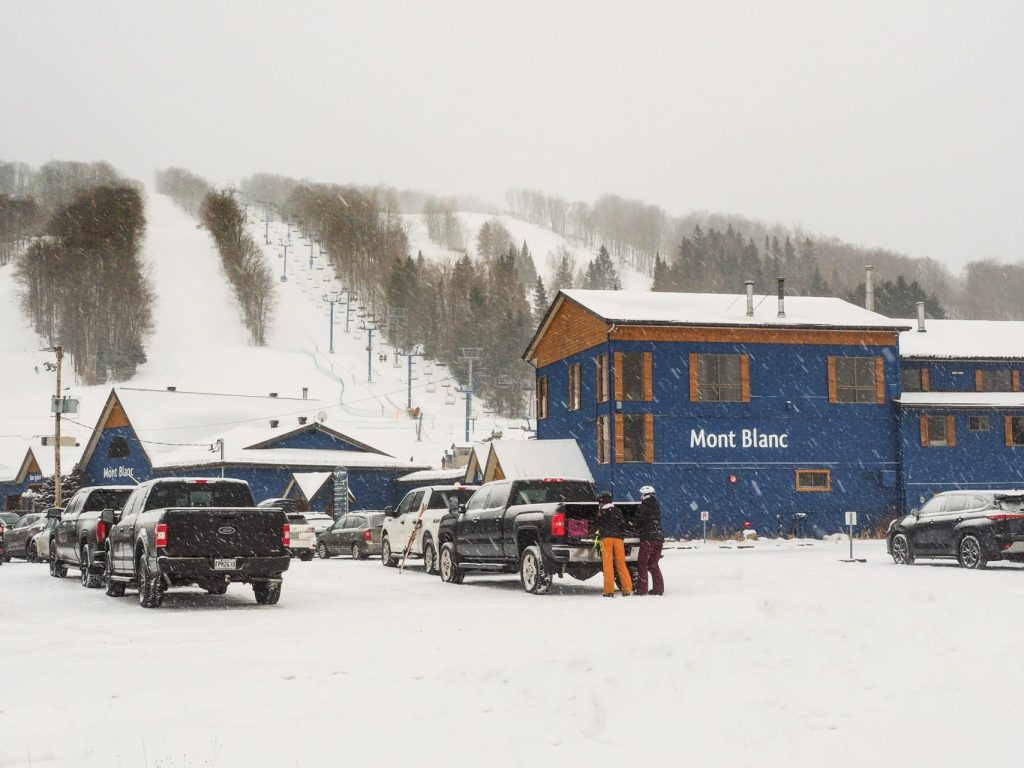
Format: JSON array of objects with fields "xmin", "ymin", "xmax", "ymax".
[
  {"xmin": 691, "ymin": 428, "xmax": 789, "ymax": 449},
  {"xmin": 101, "ymin": 466, "xmax": 136, "ymax": 480}
]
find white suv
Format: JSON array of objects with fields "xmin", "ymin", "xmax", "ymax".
[{"xmin": 381, "ymin": 484, "xmax": 478, "ymax": 573}]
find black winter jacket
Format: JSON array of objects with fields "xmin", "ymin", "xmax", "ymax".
[
  {"xmin": 639, "ymin": 496, "xmax": 664, "ymax": 541},
  {"xmin": 595, "ymin": 503, "xmax": 625, "ymax": 540}
]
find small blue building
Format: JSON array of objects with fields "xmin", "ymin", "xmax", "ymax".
[
  {"xmin": 525, "ymin": 288, "xmax": 911, "ymax": 537},
  {"xmin": 0, "ymin": 447, "xmax": 44, "ymax": 512},
  {"xmin": 76, "ymin": 388, "xmax": 426, "ymax": 514},
  {"xmin": 897, "ymin": 317, "xmax": 1024, "ymax": 510}
]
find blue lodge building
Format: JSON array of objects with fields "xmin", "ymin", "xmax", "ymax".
[{"xmin": 0, "ymin": 448, "xmax": 45, "ymax": 511}]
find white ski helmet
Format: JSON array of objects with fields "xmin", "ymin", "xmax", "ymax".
[{"xmin": 639, "ymin": 485, "xmax": 655, "ymax": 497}]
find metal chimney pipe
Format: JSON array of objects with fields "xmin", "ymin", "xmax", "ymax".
[
  {"xmin": 745, "ymin": 281, "xmax": 754, "ymax": 317},
  {"xmin": 776, "ymin": 277, "xmax": 785, "ymax": 318},
  {"xmin": 302, "ymin": 387, "xmax": 308, "ymax": 399},
  {"xmin": 916, "ymin": 301, "xmax": 926, "ymax": 332},
  {"xmin": 865, "ymin": 265, "xmax": 875, "ymax": 312}
]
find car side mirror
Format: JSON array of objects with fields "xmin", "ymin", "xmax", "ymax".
[
  {"xmin": 384, "ymin": 506, "xmax": 395, "ymax": 517},
  {"xmin": 100, "ymin": 509, "xmax": 116, "ymax": 524},
  {"xmin": 911, "ymin": 508, "xmax": 920, "ymax": 517},
  {"xmin": 47, "ymin": 508, "xmax": 62, "ymax": 519}
]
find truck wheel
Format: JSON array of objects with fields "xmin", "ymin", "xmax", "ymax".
[
  {"xmin": 381, "ymin": 536, "xmax": 397, "ymax": 567},
  {"xmin": 439, "ymin": 542, "xmax": 464, "ymax": 584},
  {"xmin": 958, "ymin": 535, "xmax": 988, "ymax": 569},
  {"xmin": 520, "ymin": 546, "xmax": 552, "ymax": 595},
  {"xmin": 137, "ymin": 556, "xmax": 165, "ymax": 608},
  {"xmin": 422, "ymin": 539, "xmax": 437, "ymax": 575},
  {"xmin": 49, "ymin": 543, "xmax": 67, "ymax": 578},
  {"xmin": 298, "ymin": 550, "xmax": 315, "ymax": 562},
  {"xmin": 80, "ymin": 546, "xmax": 103, "ymax": 589},
  {"xmin": 105, "ymin": 553, "xmax": 125, "ymax": 597},
  {"xmin": 317, "ymin": 542, "xmax": 331, "ymax": 559},
  {"xmin": 253, "ymin": 582, "xmax": 282, "ymax": 605}
]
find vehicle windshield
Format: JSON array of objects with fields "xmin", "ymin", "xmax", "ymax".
[
  {"xmin": 0, "ymin": 512, "xmax": 21, "ymax": 525},
  {"xmin": 287, "ymin": 514, "xmax": 309, "ymax": 524},
  {"xmin": 84, "ymin": 489, "xmax": 133, "ymax": 512},
  {"xmin": 997, "ymin": 497, "xmax": 1024, "ymax": 511},
  {"xmin": 145, "ymin": 482, "xmax": 254, "ymax": 511},
  {"xmin": 513, "ymin": 481, "xmax": 595, "ymax": 505},
  {"xmin": 429, "ymin": 488, "xmax": 477, "ymax": 509},
  {"xmin": 368, "ymin": 513, "xmax": 385, "ymax": 527}
]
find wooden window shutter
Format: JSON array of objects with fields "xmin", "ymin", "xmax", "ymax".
[
  {"xmin": 689, "ymin": 353, "xmax": 699, "ymax": 401},
  {"xmin": 740, "ymin": 355, "xmax": 751, "ymax": 403},
  {"xmin": 1006, "ymin": 416, "xmax": 1014, "ymax": 447},
  {"xmin": 644, "ymin": 414, "xmax": 655, "ymax": 462},
  {"xmin": 921, "ymin": 369, "xmax": 930, "ymax": 391},
  {"xmin": 643, "ymin": 352, "xmax": 654, "ymax": 401},
  {"xmin": 946, "ymin": 415, "xmax": 956, "ymax": 447},
  {"xmin": 920, "ymin": 416, "xmax": 929, "ymax": 447},
  {"xmin": 614, "ymin": 414, "xmax": 625, "ymax": 463},
  {"xmin": 1014, "ymin": 371, "xmax": 1021, "ymax": 392},
  {"xmin": 614, "ymin": 352, "xmax": 624, "ymax": 401},
  {"xmin": 976, "ymin": 370, "xmax": 984, "ymax": 391},
  {"xmin": 827, "ymin": 357, "xmax": 837, "ymax": 403},
  {"xmin": 875, "ymin": 357, "xmax": 885, "ymax": 403}
]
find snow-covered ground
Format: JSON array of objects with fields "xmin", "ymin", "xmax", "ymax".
[{"xmin": 3, "ymin": 540, "xmax": 1021, "ymax": 767}]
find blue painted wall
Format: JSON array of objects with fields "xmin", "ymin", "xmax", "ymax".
[
  {"xmin": 901, "ymin": 360, "xmax": 1022, "ymax": 392},
  {"xmin": 538, "ymin": 338, "xmax": 902, "ymax": 536},
  {"xmin": 255, "ymin": 427, "xmax": 375, "ymax": 454}
]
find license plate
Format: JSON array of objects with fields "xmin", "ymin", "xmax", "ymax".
[{"xmin": 213, "ymin": 558, "xmax": 238, "ymax": 571}]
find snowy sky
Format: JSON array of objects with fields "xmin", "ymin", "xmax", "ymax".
[{"xmin": 3, "ymin": 0, "xmax": 1022, "ymax": 269}]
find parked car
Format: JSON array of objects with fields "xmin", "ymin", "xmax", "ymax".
[
  {"xmin": 106, "ymin": 477, "xmax": 290, "ymax": 607},
  {"xmin": 50, "ymin": 486, "xmax": 135, "ymax": 587},
  {"xmin": 285, "ymin": 513, "xmax": 317, "ymax": 561},
  {"xmin": 316, "ymin": 511, "xmax": 385, "ymax": 559},
  {"xmin": 888, "ymin": 489, "xmax": 1024, "ymax": 569},
  {"xmin": 29, "ymin": 514, "xmax": 60, "ymax": 563},
  {"xmin": 4, "ymin": 512, "xmax": 49, "ymax": 560},
  {"xmin": 380, "ymin": 484, "xmax": 478, "ymax": 572},
  {"xmin": 0, "ymin": 511, "xmax": 21, "ymax": 562},
  {"xmin": 303, "ymin": 513, "xmax": 334, "ymax": 533}
]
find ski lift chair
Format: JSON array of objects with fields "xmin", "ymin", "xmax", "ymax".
[
  {"xmin": 444, "ymin": 389, "xmax": 456, "ymax": 405},
  {"xmin": 426, "ymin": 379, "xmax": 437, "ymax": 393}
]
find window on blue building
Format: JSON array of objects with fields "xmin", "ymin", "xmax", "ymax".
[
  {"xmin": 969, "ymin": 415, "xmax": 990, "ymax": 432},
  {"xmin": 107, "ymin": 437, "xmax": 130, "ymax": 459},
  {"xmin": 977, "ymin": 370, "xmax": 1014, "ymax": 392},
  {"xmin": 901, "ymin": 368, "xmax": 927, "ymax": 392},
  {"xmin": 1004, "ymin": 416, "xmax": 1024, "ymax": 446},
  {"xmin": 536, "ymin": 376, "xmax": 548, "ymax": 420},
  {"xmin": 693, "ymin": 354, "xmax": 747, "ymax": 402},
  {"xmin": 595, "ymin": 354, "xmax": 609, "ymax": 403},
  {"xmin": 830, "ymin": 357, "xmax": 881, "ymax": 403},
  {"xmin": 796, "ymin": 469, "xmax": 830, "ymax": 492},
  {"xmin": 620, "ymin": 414, "xmax": 651, "ymax": 462},
  {"xmin": 619, "ymin": 352, "xmax": 645, "ymax": 401},
  {"xmin": 920, "ymin": 415, "xmax": 955, "ymax": 447}
]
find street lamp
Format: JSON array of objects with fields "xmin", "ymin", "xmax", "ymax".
[{"xmin": 322, "ymin": 289, "xmax": 344, "ymax": 353}]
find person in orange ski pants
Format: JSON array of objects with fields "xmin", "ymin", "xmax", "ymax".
[{"xmin": 596, "ymin": 491, "xmax": 632, "ymax": 597}]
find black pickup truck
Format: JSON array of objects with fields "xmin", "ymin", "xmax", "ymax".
[
  {"xmin": 50, "ymin": 486, "xmax": 135, "ymax": 587},
  {"xmin": 436, "ymin": 478, "xmax": 640, "ymax": 594},
  {"xmin": 104, "ymin": 477, "xmax": 291, "ymax": 607}
]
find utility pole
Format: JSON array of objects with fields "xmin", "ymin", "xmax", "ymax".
[
  {"xmin": 460, "ymin": 348, "xmax": 482, "ymax": 442},
  {"xmin": 53, "ymin": 345, "xmax": 63, "ymax": 506},
  {"xmin": 404, "ymin": 344, "xmax": 424, "ymax": 410},
  {"xmin": 281, "ymin": 243, "xmax": 289, "ymax": 282},
  {"xmin": 361, "ymin": 315, "xmax": 379, "ymax": 383}
]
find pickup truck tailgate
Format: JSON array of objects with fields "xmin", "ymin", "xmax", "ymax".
[
  {"xmin": 159, "ymin": 507, "xmax": 287, "ymax": 558},
  {"xmin": 561, "ymin": 502, "xmax": 641, "ymax": 544}
]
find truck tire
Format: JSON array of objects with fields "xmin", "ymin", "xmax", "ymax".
[
  {"xmin": 520, "ymin": 545, "xmax": 552, "ymax": 595},
  {"xmin": 381, "ymin": 536, "xmax": 397, "ymax": 567},
  {"xmin": 80, "ymin": 546, "xmax": 103, "ymax": 589},
  {"xmin": 422, "ymin": 538, "xmax": 437, "ymax": 575},
  {"xmin": 49, "ymin": 542, "xmax": 67, "ymax": 578},
  {"xmin": 105, "ymin": 554, "xmax": 125, "ymax": 597},
  {"xmin": 137, "ymin": 556, "xmax": 165, "ymax": 608},
  {"xmin": 298, "ymin": 550, "xmax": 315, "ymax": 562},
  {"xmin": 253, "ymin": 581, "xmax": 282, "ymax": 605},
  {"xmin": 439, "ymin": 542, "xmax": 464, "ymax": 584}
]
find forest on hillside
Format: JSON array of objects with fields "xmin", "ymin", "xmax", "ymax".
[{"xmin": 0, "ymin": 160, "xmax": 153, "ymax": 383}]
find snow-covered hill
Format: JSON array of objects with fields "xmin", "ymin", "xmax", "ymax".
[{"xmin": 0, "ymin": 187, "xmax": 536, "ymax": 477}]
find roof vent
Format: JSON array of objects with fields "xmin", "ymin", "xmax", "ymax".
[
  {"xmin": 269, "ymin": 392, "xmax": 278, "ymax": 398},
  {"xmin": 298, "ymin": 416, "xmax": 308, "ymax": 425},
  {"xmin": 745, "ymin": 280, "xmax": 754, "ymax": 317},
  {"xmin": 302, "ymin": 387, "xmax": 308, "ymax": 400},
  {"xmin": 776, "ymin": 277, "xmax": 785, "ymax": 318},
  {"xmin": 916, "ymin": 301, "xmax": 927, "ymax": 332},
  {"xmin": 865, "ymin": 265, "xmax": 875, "ymax": 312},
  {"xmin": 270, "ymin": 419, "xmax": 279, "ymax": 428},
  {"xmin": 166, "ymin": 386, "xmax": 176, "ymax": 392}
]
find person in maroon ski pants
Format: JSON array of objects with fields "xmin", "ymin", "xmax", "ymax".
[{"xmin": 635, "ymin": 485, "xmax": 665, "ymax": 595}]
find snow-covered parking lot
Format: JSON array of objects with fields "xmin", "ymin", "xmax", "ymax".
[{"xmin": 4, "ymin": 539, "xmax": 1024, "ymax": 768}]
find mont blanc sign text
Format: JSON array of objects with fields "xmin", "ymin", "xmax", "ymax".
[{"xmin": 691, "ymin": 428, "xmax": 790, "ymax": 449}]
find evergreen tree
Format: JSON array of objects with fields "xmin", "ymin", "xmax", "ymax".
[
  {"xmin": 583, "ymin": 245, "xmax": 622, "ymax": 290},
  {"xmin": 532, "ymin": 275, "xmax": 549, "ymax": 322}
]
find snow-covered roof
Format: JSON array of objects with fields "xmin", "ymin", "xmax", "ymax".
[
  {"xmin": 897, "ymin": 393, "xmax": 1024, "ymax": 408},
  {"xmin": 485, "ymin": 439, "xmax": 593, "ymax": 483},
  {"xmin": 397, "ymin": 468, "xmax": 467, "ymax": 483},
  {"xmin": 562, "ymin": 289, "xmax": 910, "ymax": 330},
  {"xmin": 898, "ymin": 319, "xmax": 1024, "ymax": 360}
]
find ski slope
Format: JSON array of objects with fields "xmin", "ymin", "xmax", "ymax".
[{"xmin": 0, "ymin": 187, "xmax": 529, "ymax": 477}]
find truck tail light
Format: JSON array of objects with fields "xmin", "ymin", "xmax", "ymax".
[
  {"xmin": 551, "ymin": 512, "xmax": 566, "ymax": 537},
  {"xmin": 987, "ymin": 513, "xmax": 1024, "ymax": 521},
  {"xmin": 282, "ymin": 523, "xmax": 291, "ymax": 547},
  {"xmin": 362, "ymin": 528, "xmax": 372, "ymax": 542},
  {"xmin": 155, "ymin": 523, "xmax": 168, "ymax": 548},
  {"xmin": 96, "ymin": 521, "xmax": 107, "ymax": 543}
]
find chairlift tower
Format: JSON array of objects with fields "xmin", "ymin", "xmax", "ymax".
[
  {"xmin": 460, "ymin": 348, "xmax": 483, "ymax": 442},
  {"xmin": 403, "ymin": 343, "xmax": 425, "ymax": 410},
  {"xmin": 361, "ymin": 316, "xmax": 380, "ymax": 383},
  {"xmin": 322, "ymin": 289, "xmax": 344, "ymax": 353}
]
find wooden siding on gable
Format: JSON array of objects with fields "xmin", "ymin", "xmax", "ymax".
[
  {"xmin": 530, "ymin": 299, "xmax": 609, "ymax": 367},
  {"xmin": 105, "ymin": 399, "xmax": 130, "ymax": 429}
]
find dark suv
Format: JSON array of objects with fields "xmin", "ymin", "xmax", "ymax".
[{"xmin": 888, "ymin": 490, "xmax": 1024, "ymax": 569}]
